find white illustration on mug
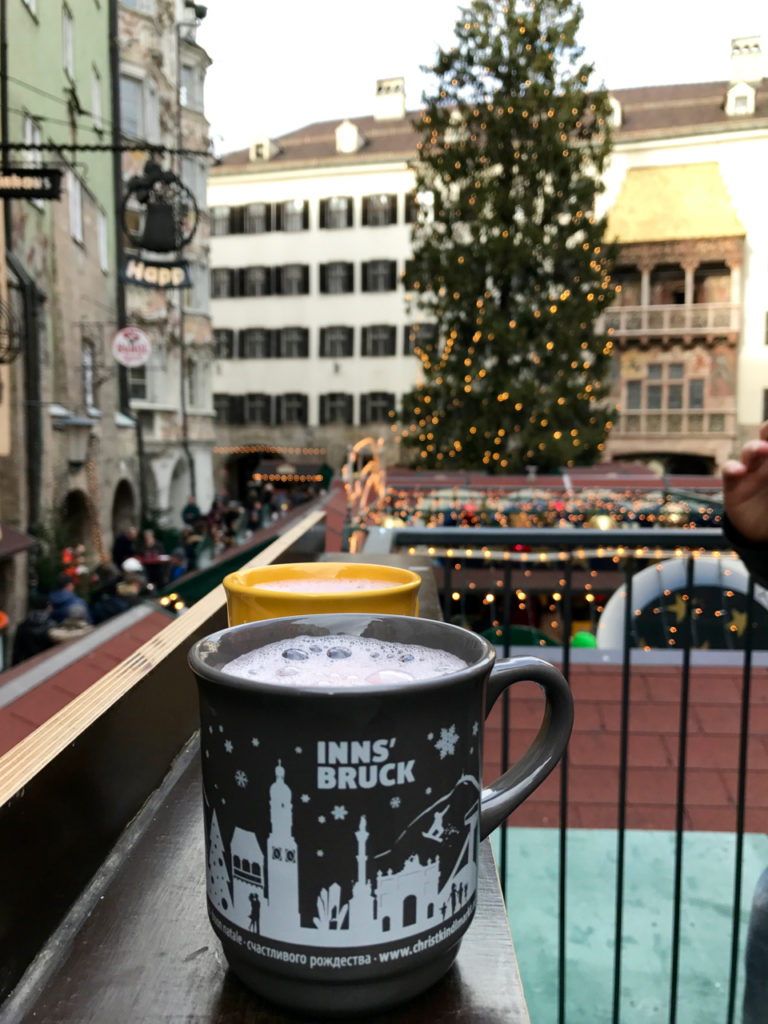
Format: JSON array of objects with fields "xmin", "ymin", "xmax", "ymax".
[{"xmin": 205, "ymin": 759, "xmax": 480, "ymax": 948}]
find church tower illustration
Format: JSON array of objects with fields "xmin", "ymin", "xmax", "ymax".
[
  {"xmin": 262, "ymin": 760, "xmax": 300, "ymax": 936},
  {"xmin": 348, "ymin": 816, "xmax": 375, "ymax": 930}
]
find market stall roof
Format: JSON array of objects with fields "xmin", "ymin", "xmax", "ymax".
[{"xmin": 0, "ymin": 523, "xmax": 36, "ymax": 560}]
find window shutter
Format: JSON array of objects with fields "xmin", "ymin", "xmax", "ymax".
[
  {"xmin": 360, "ymin": 394, "xmax": 368, "ymax": 425},
  {"xmin": 319, "ymin": 199, "xmax": 328, "ymax": 229},
  {"xmin": 302, "ymin": 201, "xmax": 309, "ymax": 230},
  {"xmin": 362, "ymin": 197, "xmax": 370, "ymax": 226},
  {"xmin": 319, "ymin": 265, "xmax": 327, "ymax": 293},
  {"xmin": 320, "ymin": 394, "xmax": 328, "ymax": 425},
  {"xmin": 231, "ymin": 206, "xmax": 244, "ymax": 234},
  {"xmin": 344, "ymin": 395, "xmax": 353, "ymax": 424},
  {"xmin": 319, "ymin": 327, "xmax": 328, "ymax": 354},
  {"xmin": 275, "ymin": 395, "xmax": 283, "ymax": 425},
  {"xmin": 387, "ymin": 195, "xmax": 397, "ymax": 223},
  {"xmin": 362, "ymin": 327, "xmax": 369, "ymax": 355},
  {"xmin": 362, "ymin": 262, "xmax": 369, "ymax": 292},
  {"xmin": 274, "ymin": 266, "xmax": 283, "ymax": 295},
  {"xmin": 345, "ymin": 262, "xmax": 354, "ymax": 291},
  {"xmin": 302, "ymin": 328, "xmax": 309, "ymax": 357},
  {"xmin": 237, "ymin": 329, "xmax": 246, "ymax": 358},
  {"xmin": 302, "ymin": 265, "xmax": 310, "ymax": 294},
  {"xmin": 346, "ymin": 198, "xmax": 353, "ymax": 227},
  {"xmin": 274, "ymin": 202, "xmax": 284, "ymax": 231},
  {"xmin": 300, "ymin": 394, "xmax": 308, "ymax": 423},
  {"xmin": 387, "ymin": 261, "xmax": 397, "ymax": 289}
]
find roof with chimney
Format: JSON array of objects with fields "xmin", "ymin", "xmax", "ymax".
[{"xmin": 211, "ymin": 77, "xmax": 768, "ymax": 176}]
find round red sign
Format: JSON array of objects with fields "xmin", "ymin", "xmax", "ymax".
[{"xmin": 112, "ymin": 326, "xmax": 152, "ymax": 368}]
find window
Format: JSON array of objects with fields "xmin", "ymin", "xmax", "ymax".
[
  {"xmin": 405, "ymin": 190, "xmax": 434, "ymax": 223},
  {"xmin": 276, "ymin": 199, "xmax": 308, "ymax": 231},
  {"xmin": 211, "ymin": 206, "xmax": 230, "ymax": 236},
  {"xmin": 276, "ymin": 264, "xmax": 309, "ymax": 296},
  {"xmin": 626, "ymin": 380, "xmax": 641, "ymax": 409},
  {"xmin": 404, "ymin": 322, "xmax": 437, "ymax": 355},
  {"xmin": 213, "ymin": 329, "xmax": 234, "ymax": 358},
  {"xmin": 144, "ymin": 78, "xmax": 159, "ymax": 143},
  {"xmin": 320, "ymin": 393, "xmax": 353, "ymax": 424},
  {"xmin": 361, "ymin": 392, "xmax": 395, "ymax": 423},
  {"xmin": 243, "ymin": 266, "xmax": 272, "ymax": 297},
  {"xmin": 244, "ymin": 202, "xmax": 270, "ymax": 233},
  {"xmin": 62, "ymin": 6, "xmax": 74, "ymax": 78},
  {"xmin": 23, "ymin": 114, "xmax": 42, "ymax": 166},
  {"xmin": 319, "ymin": 196, "xmax": 353, "ymax": 229},
  {"xmin": 362, "ymin": 260, "xmax": 397, "ymax": 292},
  {"xmin": 120, "ymin": 75, "xmax": 143, "ymax": 137},
  {"xmin": 277, "ymin": 394, "xmax": 308, "ymax": 425},
  {"xmin": 82, "ymin": 341, "xmax": 97, "ymax": 411},
  {"xmin": 320, "ymin": 326, "xmax": 353, "ymax": 358},
  {"xmin": 128, "ymin": 366, "xmax": 147, "ymax": 401},
  {"xmin": 362, "ymin": 325, "xmax": 396, "ymax": 357},
  {"xmin": 24, "ymin": 114, "xmax": 43, "ymax": 209},
  {"xmin": 98, "ymin": 210, "xmax": 108, "ymax": 271},
  {"xmin": 180, "ymin": 64, "xmax": 203, "ymax": 112},
  {"xmin": 245, "ymin": 393, "xmax": 271, "ymax": 424},
  {"xmin": 240, "ymin": 328, "xmax": 271, "ymax": 359},
  {"xmin": 91, "ymin": 67, "xmax": 103, "ymax": 132},
  {"xmin": 211, "ymin": 268, "xmax": 232, "ymax": 298},
  {"xmin": 277, "ymin": 328, "xmax": 309, "ymax": 358},
  {"xmin": 689, "ymin": 379, "xmax": 704, "ymax": 409},
  {"xmin": 362, "ymin": 194, "xmax": 397, "ymax": 226},
  {"xmin": 68, "ymin": 171, "xmax": 83, "ymax": 244},
  {"xmin": 319, "ymin": 262, "xmax": 353, "ymax": 294},
  {"xmin": 213, "ymin": 394, "xmax": 230, "ymax": 423}
]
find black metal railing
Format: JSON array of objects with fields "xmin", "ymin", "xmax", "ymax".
[{"xmin": 365, "ymin": 525, "xmax": 762, "ymax": 1024}]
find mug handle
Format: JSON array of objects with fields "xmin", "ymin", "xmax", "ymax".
[{"xmin": 480, "ymin": 656, "xmax": 574, "ymax": 839}]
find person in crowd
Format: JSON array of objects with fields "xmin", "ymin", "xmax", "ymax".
[
  {"xmin": 112, "ymin": 526, "xmax": 138, "ymax": 568},
  {"xmin": 117, "ymin": 557, "xmax": 153, "ymax": 605},
  {"xmin": 47, "ymin": 573, "xmax": 93, "ymax": 625},
  {"xmin": 89, "ymin": 562, "xmax": 130, "ymax": 624},
  {"xmin": 168, "ymin": 547, "xmax": 187, "ymax": 582},
  {"xmin": 48, "ymin": 603, "xmax": 94, "ymax": 645},
  {"xmin": 11, "ymin": 595, "xmax": 57, "ymax": 665},
  {"xmin": 721, "ymin": 420, "xmax": 768, "ymax": 1024},
  {"xmin": 139, "ymin": 528, "xmax": 164, "ymax": 557},
  {"xmin": 181, "ymin": 495, "xmax": 202, "ymax": 528},
  {"xmin": 180, "ymin": 527, "xmax": 201, "ymax": 573}
]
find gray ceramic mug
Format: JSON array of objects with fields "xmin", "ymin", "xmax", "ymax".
[{"xmin": 189, "ymin": 613, "xmax": 573, "ymax": 1017}]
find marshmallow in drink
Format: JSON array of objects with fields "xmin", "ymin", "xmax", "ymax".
[{"xmin": 222, "ymin": 634, "xmax": 467, "ymax": 687}]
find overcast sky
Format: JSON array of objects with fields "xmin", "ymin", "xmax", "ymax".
[{"xmin": 196, "ymin": 0, "xmax": 768, "ymax": 155}]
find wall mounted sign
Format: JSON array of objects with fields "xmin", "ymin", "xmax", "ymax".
[
  {"xmin": 0, "ymin": 168, "xmax": 62, "ymax": 199},
  {"xmin": 112, "ymin": 326, "xmax": 152, "ymax": 368},
  {"xmin": 120, "ymin": 257, "xmax": 191, "ymax": 289}
]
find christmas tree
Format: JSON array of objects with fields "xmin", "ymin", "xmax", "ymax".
[{"xmin": 399, "ymin": 0, "xmax": 618, "ymax": 472}]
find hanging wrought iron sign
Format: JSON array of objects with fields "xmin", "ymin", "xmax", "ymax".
[
  {"xmin": 121, "ymin": 159, "xmax": 198, "ymax": 253},
  {"xmin": 0, "ymin": 167, "xmax": 62, "ymax": 199}
]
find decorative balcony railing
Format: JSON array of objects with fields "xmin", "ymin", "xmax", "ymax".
[{"xmin": 599, "ymin": 303, "xmax": 740, "ymax": 337}]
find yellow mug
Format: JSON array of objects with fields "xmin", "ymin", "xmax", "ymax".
[{"xmin": 222, "ymin": 561, "xmax": 421, "ymax": 625}]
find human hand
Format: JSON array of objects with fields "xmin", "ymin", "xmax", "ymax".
[{"xmin": 722, "ymin": 421, "xmax": 768, "ymax": 543}]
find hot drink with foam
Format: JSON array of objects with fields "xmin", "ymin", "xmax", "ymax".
[
  {"xmin": 250, "ymin": 577, "xmax": 390, "ymax": 594},
  {"xmin": 223, "ymin": 634, "xmax": 467, "ymax": 686}
]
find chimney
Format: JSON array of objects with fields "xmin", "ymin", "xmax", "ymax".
[
  {"xmin": 374, "ymin": 77, "xmax": 406, "ymax": 120},
  {"xmin": 730, "ymin": 36, "xmax": 763, "ymax": 84}
]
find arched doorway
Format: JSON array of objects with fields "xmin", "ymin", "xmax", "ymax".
[
  {"xmin": 111, "ymin": 479, "xmax": 136, "ymax": 535},
  {"xmin": 168, "ymin": 456, "xmax": 190, "ymax": 528}
]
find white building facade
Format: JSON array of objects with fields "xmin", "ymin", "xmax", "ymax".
[{"xmin": 209, "ymin": 48, "xmax": 768, "ymax": 481}]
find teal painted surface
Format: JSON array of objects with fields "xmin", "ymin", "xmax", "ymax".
[{"xmin": 492, "ymin": 828, "xmax": 768, "ymax": 1023}]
